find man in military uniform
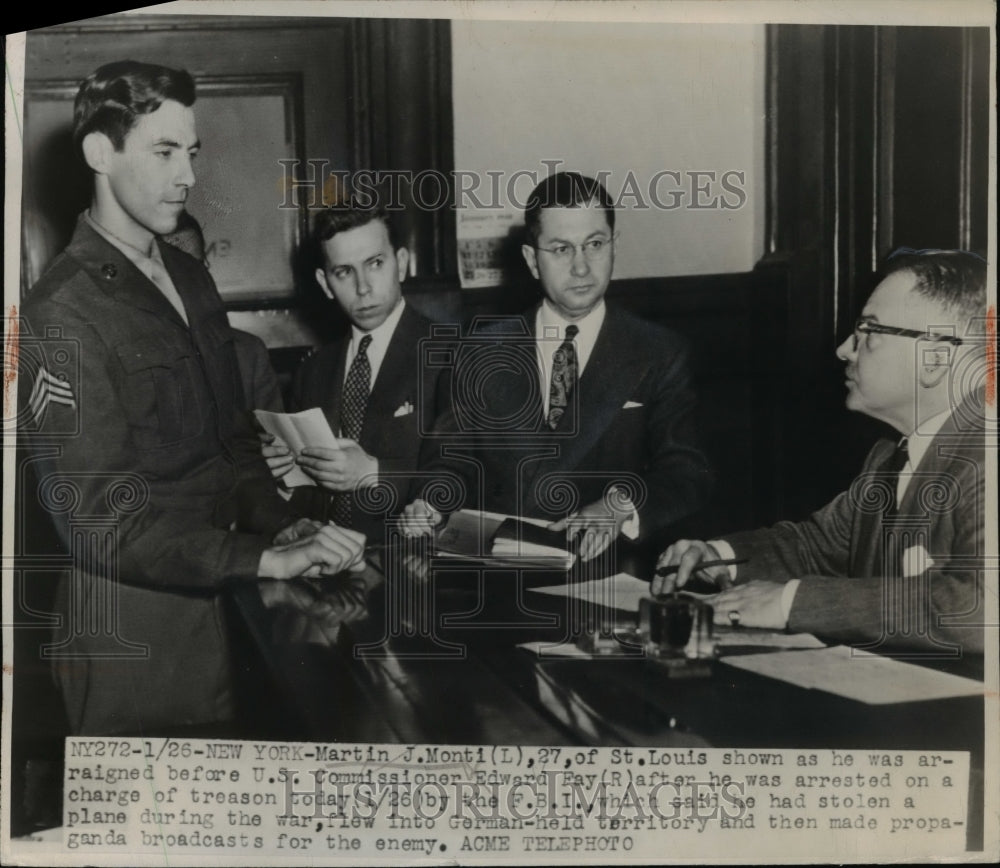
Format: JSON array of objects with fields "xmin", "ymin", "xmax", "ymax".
[{"xmin": 19, "ymin": 60, "xmax": 366, "ymax": 735}]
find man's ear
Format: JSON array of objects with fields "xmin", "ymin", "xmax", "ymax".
[
  {"xmin": 521, "ymin": 243, "xmax": 540, "ymax": 280},
  {"xmin": 395, "ymin": 247, "xmax": 410, "ymax": 283},
  {"xmin": 918, "ymin": 346, "xmax": 952, "ymax": 388},
  {"xmin": 81, "ymin": 131, "xmax": 114, "ymax": 174},
  {"xmin": 314, "ymin": 268, "xmax": 335, "ymax": 301}
]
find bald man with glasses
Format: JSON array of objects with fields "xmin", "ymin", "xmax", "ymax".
[{"xmin": 654, "ymin": 249, "xmax": 988, "ymax": 659}]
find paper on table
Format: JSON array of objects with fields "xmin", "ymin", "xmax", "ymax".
[
  {"xmin": 254, "ymin": 408, "xmax": 340, "ymax": 488},
  {"xmin": 529, "ymin": 573, "xmax": 652, "ymax": 612},
  {"xmin": 716, "ymin": 630, "xmax": 826, "ymax": 650},
  {"xmin": 517, "ymin": 641, "xmax": 592, "ymax": 658},
  {"xmin": 720, "ymin": 645, "xmax": 984, "ymax": 705}
]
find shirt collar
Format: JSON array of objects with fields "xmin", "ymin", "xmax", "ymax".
[
  {"xmin": 537, "ymin": 299, "xmax": 606, "ymax": 341},
  {"xmin": 349, "ymin": 297, "xmax": 406, "ymax": 356},
  {"xmin": 535, "ymin": 299, "xmax": 606, "ymax": 381},
  {"xmin": 905, "ymin": 408, "xmax": 954, "ymax": 471},
  {"xmin": 85, "ymin": 210, "xmax": 161, "ymax": 269}
]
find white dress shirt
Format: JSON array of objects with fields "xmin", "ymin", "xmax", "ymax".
[
  {"xmin": 341, "ymin": 298, "xmax": 406, "ymax": 402},
  {"xmin": 535, "ymin": 300, "xmax": 606, "ymax": 416},
  {"xmin": 897, "ymin": 409, "xmax": 952, "ymax": 503},
  {"xmin": 533, "ymin": 300, "xmax": 637, "ymax": 536}
]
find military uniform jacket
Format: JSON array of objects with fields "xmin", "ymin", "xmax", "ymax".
[{"xmin": 19, "ymin": 217, "xmax": 293, "ymax": 735}]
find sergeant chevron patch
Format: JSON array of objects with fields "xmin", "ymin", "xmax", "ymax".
[{"xmin": 29, "ymin": 366, "xmax": 76, "ymax": 424}]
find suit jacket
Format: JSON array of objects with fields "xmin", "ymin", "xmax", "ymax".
[
  {"xmin": 417, "ymin": 303, "xmax": 712, "ymax": 539},
  {"xmin": 289, "ymin": 304, "xmax": 447, "ymax": 540},
  {"xmin": 724, "ymin": 401, "xmax": 986, "ymax": 656},
  {"xmin": 19, "ymin": 216, "xmax": 293, "ymax": 735}
]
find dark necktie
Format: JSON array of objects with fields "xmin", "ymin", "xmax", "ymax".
[
  {"xmin": 332, "ymin": 334, "xmax": 372, "ymax": 527},
  {"xmin": 881, "ymin": 437, "xmax": 910, "ymax": 518},
  {"xmin": 547, "ymin": 324, "xmax": 579, "ymax": 430}
]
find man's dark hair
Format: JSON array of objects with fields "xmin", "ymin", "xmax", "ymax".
[
  {"xmin": 881, "ymin": 249, "xmax": 987, "ymax": 331},
  {"xmin": 313, "ymin": 203, "xmax": 399, "ymax": 257},
  {"xmin": 73, "ymin": 60, "xmax": 196, "ymax": 154},
  {"xmin": 524, "ymin": 171, "xmax": 615, "ymax": 245}
]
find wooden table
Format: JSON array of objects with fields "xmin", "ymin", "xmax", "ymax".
[{"xmin": 227, "ymin": 550, "xmax": 985, "ymax": 849}]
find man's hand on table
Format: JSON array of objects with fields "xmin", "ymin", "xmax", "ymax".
[
  {"xmin": 548, "ymin": 496, "xmax": 630, "ymax": 562},
  {"xmin": 653, "ymin": 539, "xmax": 732, "ymax": 595},
  {"xmin": 712, "ymin": 581, "xmax": 788, "ymax": 631},
  {"xmin": 272, "ymin": 517, "xmax": 324, "ymax": 546},
  {"xmin": 259, "ymin": 522, "xmax": 367, "ymax": 579},
  {"xmin": 399, "ymin": 498, "xmax": 442, "ymax": 537}
]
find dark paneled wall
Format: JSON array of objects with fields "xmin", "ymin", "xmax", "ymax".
[{"xmin": 765, "ymin": 24, "xmax": 990, "ymax": 519}]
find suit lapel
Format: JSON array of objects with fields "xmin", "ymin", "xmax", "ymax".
[
  {"xmin": 849, "ymin": 439, "xmax": 900, "ymax": 577},
  {"xmin": 363, "ymin": 306, "xmax": 421, "ymax": 443},
  {"xmin": 482, "ymin": 311, "xmax": 545, "ymax": 431},
  {"xmin": 541, "ymin": 306, "xmax": 647, "ymax": 475},
  {"xmin": 325, "ymin": 340, "xmax": 349, "ymax": 435}
]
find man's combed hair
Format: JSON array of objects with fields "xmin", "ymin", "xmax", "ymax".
[
  {"xmin": 73, "ymin": 60, "xmax": 196, "ymax": 154},
  {"xmin": 882, "ymin": 249, "xmax": 987, "ymax": 330},
  {"xmin": 313, "ymin": 203, "xmax": 399, "ymax": 251},
  {"xmin": 524, "ymin": 171, "xmax": 615, "ymax": 244}
]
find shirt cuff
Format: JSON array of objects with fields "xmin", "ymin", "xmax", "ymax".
[
  {"xmin": 708, "ymin": 539, "xmax": 739, "ymax": 581},
  {"xmin": 779, "ymin": 579, "xmax": 801, "ymax": 625},
  {"xmin": 616, "ymin": 495, "xmax": 639, "ymax": 540}
]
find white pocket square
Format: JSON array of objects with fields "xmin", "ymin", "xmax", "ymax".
[
  {"xmin": 393, "ymin": 402, "xmax": 415, "ymax": 418},
  {"xmin": 902, "ymin": 545, "xmax": 935, "ymax": 578},
  {"xmin": 623, "ymin": 400, "xmax": 643, "ymax": 409}
]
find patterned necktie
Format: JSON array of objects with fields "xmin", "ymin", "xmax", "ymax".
[
  {"xmin": 332, "ymin": 334, "xmax": 373, "ymax": 527},
  {"xmin": 882, "ymin": 437, "xmax": 910, "ymax": 518},
  {"xmin": 547, "ymin": 324, "xmax": 579, "ymax": 430}
]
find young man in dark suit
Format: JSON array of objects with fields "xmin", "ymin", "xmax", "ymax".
[
  {"xmin": 654, "ymin": 250, "xmax": 988, "ymax": 658},
  {"xmin": 401, "ymin": 172, "xmax": 713, "ymax": 560},
  {"xmin": 18, "ymin": 61, "xmax": 366, "ymax": 735},
  {"xmin": 264, "ymin": 205, "xmax": 445, "ymax": 541}
]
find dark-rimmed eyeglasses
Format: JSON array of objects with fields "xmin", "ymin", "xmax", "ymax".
[
  {"xmin": 851, "ymin": 318, "xmax": 964, "ymax": 352},
  {"xmin": 531, "ymin": 237, "xmax": 613, "ymax": 263}
]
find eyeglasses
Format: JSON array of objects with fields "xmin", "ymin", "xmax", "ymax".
[
  {"xmin": 851, "ymin": 318, "xmax": 964, "ymax": 352},
  {"xmin": 532, "ymin": 237, "xmax": 613, "ymax": 263}
]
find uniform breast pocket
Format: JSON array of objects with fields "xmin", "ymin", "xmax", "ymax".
[{"xmin": 116, "ymin": 336, "xmax": 204, "ymax": 449}]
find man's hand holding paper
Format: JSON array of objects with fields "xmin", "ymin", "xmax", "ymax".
[{"xmin": 298, "ymin": 439, "xmax": 378, "ymax": 492}]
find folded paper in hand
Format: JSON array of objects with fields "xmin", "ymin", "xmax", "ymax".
[{"xmin": 254, "ymin": 408, "xmax": 339, "ymax": 488}]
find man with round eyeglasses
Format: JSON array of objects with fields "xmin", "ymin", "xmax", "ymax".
[
  {"xmin": 402, "ymin": 171, "xmax": 712, "ymax": 561},
  {"xmin": 653, "ymin": 249, "xmax": 988, "ymax": 660}
]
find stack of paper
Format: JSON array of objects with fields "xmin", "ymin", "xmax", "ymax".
[
  {"xmin": 490, "ymin": 518, "xmax": 576, "ymax": 568},
  {"xmin": 434, "ymin": 510, "xmax": 575, "ymax": 569}
]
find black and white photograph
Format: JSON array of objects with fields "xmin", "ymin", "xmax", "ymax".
[{"xmin": 2, "ymin": 1, "xmax": 997, "ymax": 864}]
